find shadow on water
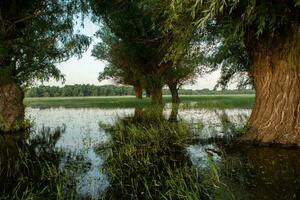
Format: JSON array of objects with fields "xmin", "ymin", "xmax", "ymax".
[
  {"xmin": 219, "ymin": 144, "xmax": 300, "ymax": 200},
  {"xmin": 188, "ymin": 109, "xmax": 300, "ymax": 200}
]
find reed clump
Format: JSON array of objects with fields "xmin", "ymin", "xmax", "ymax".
[{"xmin": 100, "ymin": 110, "xmax": 233, "ymax": 199}]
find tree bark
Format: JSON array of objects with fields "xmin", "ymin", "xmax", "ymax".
[
  {"xmin": 151, "ymin": 87, "xmax": 163, "ymax": 105},
  {"xmin": 239, "ymin": 38, "xmax": 300, "ymax": 145},
  {"xmin": 0, "ymin": 78, "xmax": 25, "ymax": 132},
  {"xmin": 134, "ymin": 83, "xmax": 143, "ymax": 99},
  {"xmin": 168, "ymin": 83, "xmax": 180, "ymax": 104}
]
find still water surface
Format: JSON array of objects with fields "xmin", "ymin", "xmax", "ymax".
[{"xmin": 1, "ymin": 107, "xmax": 299, "ymax": 199}]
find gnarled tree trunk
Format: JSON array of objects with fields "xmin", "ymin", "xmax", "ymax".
[
  {"xmin": 134, "ymin": 82, "xmax": 143, "ymax": 99},
  {"xmin": 168, "ymin": 83, "xmax": 180, "ymax": 104},
  {"xmin": 0, "ymin": 78, "xmax": 25, "ymax": 132},
  {"xmin": 239, "ymin": 36, "xmax": 300, "ymax": 145},
  {"xmin": 151, "ymin": 87, "xmax": 162, "ymax": 105}
]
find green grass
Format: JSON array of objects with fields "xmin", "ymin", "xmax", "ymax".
[
  {"xmin": 0, "ymin": 128, "xmax": 79, "ymax": 200},
  {"xmin": 98, "ymin": 112, "xmax": 234, "ymax": 199},
  {"xmin": 24, "ymin": 94, "xmax": 255, "ymax": 109}
]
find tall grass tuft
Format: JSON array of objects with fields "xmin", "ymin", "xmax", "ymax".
[
  {"xmin": 0, "ymin": 127, "xmax": 78, "ymax": 199},
  {"xmin": 99, "ymin": 109, "xmax": 234, "ymax": 199}
]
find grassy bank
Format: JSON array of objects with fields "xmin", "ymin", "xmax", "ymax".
[{"xmin": 24, "ymin": 94, "xmax": 255, "ymax": 109}]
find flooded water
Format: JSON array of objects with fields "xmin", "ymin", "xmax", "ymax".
[
  {"xmin": 1, "ymin": 107, "xmax": 300, "ymax": 199},
  {"xmin": 26, "ymin": 108, "xmax": 135, "ymax": 198}
]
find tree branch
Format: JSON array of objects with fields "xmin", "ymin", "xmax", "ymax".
[{"xmin": 5, "ymin": 10, "xmax": 42, "ymax": 34}]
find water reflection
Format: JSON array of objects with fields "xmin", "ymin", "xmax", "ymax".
[
  {"xmin": 168, "ymin": 104, "xmax": 179, "ymax": 122},
  {"xmin": 0, "ymin": 106, "xmax": 296, "ymax": 199},
  {"xmin": 0, "ymin": 127, "xmax": 69, "ymax": 199},
  {"xmin": 187, "ymin": 111, "xmax": 300, "ymax": 200},
  {"xmin": 0, "ymin": 126, "xmax": 109, "ymax": 199},
  {"xmin": 219, "ymin": 145, "xmax": 300, "ymax": 200},
  {"xmin": 26, "ymin": 108, "xmax": 133, "ymax": 198},
  {"xmin": 97, "ymin": 111, "xmax": 232, "ymax": 199}
]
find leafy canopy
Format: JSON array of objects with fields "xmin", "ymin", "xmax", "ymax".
[
  {"xmin": 166, "ymin": 0, "xmax": 300, "ymax": 88},
  {"xmin": 90, "ymin": 0, "xmax": 186, "ymax": 90},
  {"xmin": 0, "ymin": 0, "xmax": 90, "ymax": 85}
]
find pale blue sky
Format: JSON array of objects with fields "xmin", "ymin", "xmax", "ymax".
[{"xmin": 44, "ymin": 18, "xmax": 221, "ymax": 90}]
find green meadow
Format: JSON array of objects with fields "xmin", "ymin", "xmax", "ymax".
[{"xmin": 24, "ymin": 94, "xmax": 255, "ymax": 109}]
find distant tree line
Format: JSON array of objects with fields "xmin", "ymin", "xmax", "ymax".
[
  {"xmin": 26, "ymin": 85, "xmax": 134, "ymax": 97},
  {"xmin": 25, "ymin": 85, "xmax": 254, "ymax": 97}
]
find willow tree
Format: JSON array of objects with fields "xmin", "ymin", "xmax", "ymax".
[
  {"xmin": 165, "ymin": 49, "xmax": 204, "ymax": 104},
  {"xmin": 92, "ymin": 24, "xmax": 145, "ymax": 99},
  {"xmin": 97, "ymin": 64, "xmax": 144, "ymax": 99},
  {"xmin": 0, "ymin": 0, "xmax": 90, "ymax": 132},
  {"xmin": 90, "ymin": 0, "xmax": 183, "ymax": 104},
  {"xmin": 174, "ymin": 0, "xmax": 300, "ymax": 145}
]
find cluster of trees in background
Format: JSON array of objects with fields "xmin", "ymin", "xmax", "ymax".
[
  {"xmin": 26, "ymin": 85, "xmax": 254, "ymax": 97},
  {"xmin": 0, "ymin": 0, "xmax": 299, "ymax": 145},
  {"xmin": 91, "ymin": 0, "xmax": 206, "ymax": 104},
  {"xmin": 90, "ymin": 0, "xmax": 300, "ymax": 145}
]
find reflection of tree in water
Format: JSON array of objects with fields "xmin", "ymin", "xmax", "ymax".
[
  {"xmin": 130, "ymin": 106, "xmax": 180, "ymax": 123},
  {"xmin": 0, "ymin": 126, "xmax": 86, "ymax": 199},
  {"xmin": 185, "ymin": 109, "xmax": 300, "ymax": 199},
  {"xmin": 168, "ymin": 104, "xmax": 179, "ymax": 122},
  {"xmin": 195, "ymin": 110, "xmax": 249, "ymax": 143},
  {"xmin": 205, "ymin": 111, "xmax": 300, "ymax": 200},
  {"xmin": 219, "ymin": 145, "xmax": 300, "ymax": 200},
  {"xmin": 217, "ymin": 110, "xmax": 249, "ymax": 135}
]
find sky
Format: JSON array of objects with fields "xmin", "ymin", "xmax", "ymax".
[{"xmin": 44, "ymin": 18, "xmax": 221, "ymax": 90}]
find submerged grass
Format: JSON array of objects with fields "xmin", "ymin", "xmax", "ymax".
[
  {"xmin": 98, "ymin": 109, "xmax": 234, "ymax": 199},
  {"xmin": 0, "ymin": 127, "xmax": 79, "ymax": 200},
  {"xmin": 24, "ymin": 95, "xmax": 254, "ymax": 109}
]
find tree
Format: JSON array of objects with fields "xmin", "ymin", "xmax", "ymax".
[
  {"xmin": 90, "ymin": 0, "xmax": 180, "ymax": 104},
  {"xmin": 95, "ymin": 59, "xmax": 144, "ymax": 98},
  {"xmin": 172, "ymin": 0, "xmax": 300, "ymax": 145},
  {"xmin": 165, "ymin": 44, "xmax": 205, "ymax": 103},
  {"xmin": 0, "ymin": 0, "xmax": 90, "ymax": 132}
]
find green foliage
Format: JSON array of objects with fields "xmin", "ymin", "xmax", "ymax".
[
  {"xmin": 92, "ymin": 24, "xmax": 143, "ymax": 87},
  {"xmin": 0, "ymin": 127, "xmax": 79, "ymax": 199},
  {"xmin": 26, "ymin": 84, "xmax": 136, "ymax": 97},
  {"xmin": 164, "ymin": 0, "xmax": 300, "ymax": 88},
  {"xmin": 191, "ymin": 0, "xmax": 299, "ymax": 41},
  {"xmin": 91, "ymin": 0, "xmax": 200, "ymax": 93},
  {"xmin": 99, "ymin": 113, "xmax": 234, "ymax": 199},
  {"xmin": 0, "ymin": 0, "xmax": 90, "ymax": 85},
  {"xmin": 165, "ymin": 46, "xmax": 205, "ymax": 90}
]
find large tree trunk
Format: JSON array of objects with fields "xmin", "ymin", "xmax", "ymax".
[
  {"xmin": 168, "ymin": 83, "xmax": 180, "ymax": 104},
  {"xmin": 239, "ymin": 37, "xmax": 300, "ymax": 145},
  {"xmin": 151, "ymin": 87, "xmax": 163, "ymax": 105},
  {"xmin": 0, "ymin": 79, "xmax": 25, "ymax": 132},
  {"xmin": 134, "ymin": 83, "xmax": 143, "ymax": 99}
]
